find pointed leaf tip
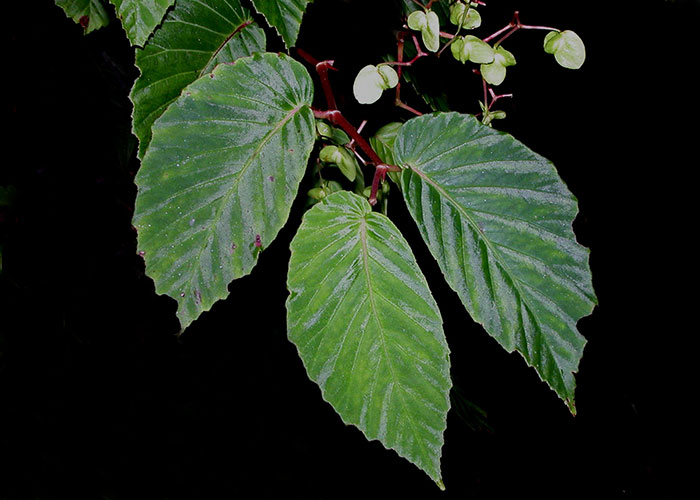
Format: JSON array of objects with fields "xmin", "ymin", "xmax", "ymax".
[
  {"xmin": 134, "ymin": 53, "xmax": 315, "ymax": 330},
  {"xmin": 287, "ymin": 191, "xmax": 451, "ymax": 485},
  {"xmin": 395, "ymin": 112, "xmax": 596, "ymax": 408}
]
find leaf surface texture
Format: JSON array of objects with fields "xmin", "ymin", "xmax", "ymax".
[
  {"xmin": 133, "ymin": 53, "xmax": 315, "ymax": 330},
  {"xmin": 395, "ymin": 112, "xmax": 596, "ymax": 411},
  {"xmin": 287, "ymin": 191, "xmax": 451, "ymax": 486},
  {"xmin": 250, "ymin": 0, "xmax": 312, "ymax": 48},
  {"xmin": 130, "ymin": 0, "xmax": 266, "ymax": 157}
]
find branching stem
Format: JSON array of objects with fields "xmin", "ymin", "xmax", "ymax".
[{"xmin": 483, "ymin": 11, "xmax": 559, "ymax": 46}]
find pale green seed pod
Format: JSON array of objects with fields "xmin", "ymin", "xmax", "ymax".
[
  {"xmin": 480, "ymin": 46, "xmax": 516, "ymax": 86},
  {"xmin": 353, "ymin": 64, "xmax": 398, "ymax": 105},
  {"xmin": 451, "ymin": 35, "xmax": 494, "ymax": 64},
  {"xmin": 544, "ymin": 30, "xmax": 586, "ymax": 69}
]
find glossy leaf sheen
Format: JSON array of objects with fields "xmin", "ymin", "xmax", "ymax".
[
  {"xmin": 110, "ymin": 0, "xmax": 175, "ymax": 47},
  {"xmin": 287, "ymin": 191, "xmax": 451, "ymax": 487},
  {"xmin": 130, "ymin": 0, "xmax": 266, "ymax": 158},
  {"xmin": 250, "ymin": 0, "xmax": 313, "ymax": 49},
  {"xmin": 133, "ymin": 53, "xmax": 315, "ymax": 330},
  {"xmin": 395, "ymin": 113, "xmax": 596, "ymax": 411}
]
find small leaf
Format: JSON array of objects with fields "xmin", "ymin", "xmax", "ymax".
[
  {"xmin": 133, "ymin": 53, "xmax": 315, "ymax": 331},
  {"xmin": 394, "ymin": 112, "xmax": 596, "ymax": 412},
  {"xmin": 109, "ymin": 0, "xmax": 176, "ymax": 47},
  {"xmin": 287, "ymin": 191, "xmax": 451, "ymax": 487},
  {"xmin": 250, "ymin": 0, "xmax": 313, "ymax": 48},
  {"xmin": 544, "ymin": 30, "xmax": 586, "ymax": 69}
]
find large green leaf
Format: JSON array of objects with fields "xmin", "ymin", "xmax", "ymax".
[
  {"xmin": 250, "ymin": 0, "xmax": 312, "ymax": 49},
  {"xmin": 54, "ymin": 0, "xmax": 110, "ymax": 34},
  {"xmin": 287, "ymin": 191, "xmax": 451, "ymax": 487},
  {"xmin": 133, "ymin": 53, "xmax": 315, "ymax": 331},
  {"xmin": 130, "ymin": 0, "xmax": 266, "ymax": 158},
  {"xmin": 394, "ymin": 112, "xmax": 596, "ymax": 412},
  {"xmin": 109, "ymin": 0, "xmax": 175, "ymax": 47}
]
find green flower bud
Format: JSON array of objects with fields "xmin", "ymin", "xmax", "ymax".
[
  {"xmin": 316, "ymin": 120, "xmax": 333, "ymax": 138},
  {"xmin": 407, "ymin": 10, "xmax": 440, "ymax": 53},
  {"xmin": 307, "ymin": 187, "xmax": 326, "ymax": 200},
  {"xmin": 319, "ymin": 145, "xmax": 358, "ymax": 182},
  {"xmin": 319, "ymin": 145, "xmax": 343, "ymax": 165},
  {"xmin": 544, "ymin": 30, "xmax": 585, "ymax": 69}
]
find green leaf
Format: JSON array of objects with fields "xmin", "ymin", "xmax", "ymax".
[
  {"xmin": 130, "ymin": 0, "xmax": 266, "ymax": 158},
  {"xmin": 287, "ymin": 191, "xmax": 451, "ymax": 487},
  {"xmin": 109, "ymin": 0, "xmax": 175, "ymax": 47},
  {"xmin": 55, "ymin": 0, "xmax": 110, "ymax": 34},
  {"xmin": 544, "ymin": 30, "xmax": 586, "ymax": 70},
  {"xmin": 250, "ymin": 0, "xmax": 313, "ymax": 49},
  {"xmin": 394, "ymin": 112, "xmax": 596, "ymax": 412},
  {"xmin": 133, "ymin": 53, "xmax": 315, "ymax": 331}
]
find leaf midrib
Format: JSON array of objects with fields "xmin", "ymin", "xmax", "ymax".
[
  {"xmin": 182, "ymin": 101, "xmax": 306, "ymax": 302},
  {"xmin": 358, "ymin": 215, "xmax": 435, "ymax": 477},
  {"xmin": 406, "ymin": 164, "xmax": 572, "ymax": 395},
  {"xmin": 199, "ymin": 18, "xmax": 254, "ymax": 78}
]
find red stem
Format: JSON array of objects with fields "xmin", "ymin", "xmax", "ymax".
[
  {"xmin": 295, "ymin": 48, "xmax": 338, "ymax": 110},
  {"xmin": 313, "ymin": 110, "xmax": 383, "ymax": 165},
  {"xmin": 300, "ymin": 49, "xmax": 401, "ymax": 206},
  {"xmin": 483, "ymin": 11, "xmax": 560, "ymax": 46}
]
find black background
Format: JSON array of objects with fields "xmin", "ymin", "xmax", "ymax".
[{"xmin": 2, "ymin": 0, "xmax": 695, "ymax": 498}]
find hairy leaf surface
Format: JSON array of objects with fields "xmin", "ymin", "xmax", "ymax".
[
  {"xmin": 130, "ymin": 0, "xmax": 266, "ymax": 158},
  {"xmin": 394, "ymin": 112, "xmax": 596, "ymax": 412},
  {"xmin": 287, "ymin": 191, "xmax": 451, "ymax": 487},
  {"xmin": 133, "ymin": 53, "xmax": 315, "ymax": 330},
  {"xmin": 110, "ymin": 0, "xmax": 175, "ymax": 47},
  {"xmin": 250, "ymin": 0, "xmax": 312, "ymax": 48}
]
